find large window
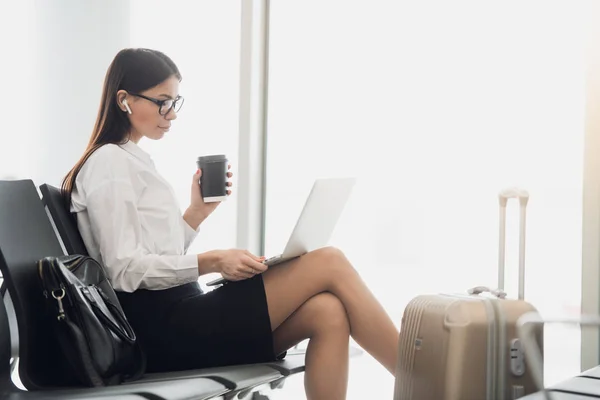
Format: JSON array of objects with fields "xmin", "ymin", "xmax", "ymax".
[
  {"xmin": 130, "ymin": 1, "xmax": 241, "ymax": 286},
  {"xmin": 266, "ymin": 1, "xmax": 588, "ymax": 397}
]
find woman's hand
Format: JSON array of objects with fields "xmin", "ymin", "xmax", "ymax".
[
  {"xmin": 188, "ymin": 164, "xmax": 233, "ymax": 224},
  {"xmin": 214, "ymin": 249, "xmax": 268, "ymax": 281}
]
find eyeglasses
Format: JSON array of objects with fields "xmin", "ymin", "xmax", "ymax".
[{"xmin": 129, "ymin": 93, "xmax": 185, "ymax": 116}]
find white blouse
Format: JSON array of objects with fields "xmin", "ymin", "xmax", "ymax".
[{"xmin": 71, "ymin": 140, "xmax": 200, "ymax": 292}]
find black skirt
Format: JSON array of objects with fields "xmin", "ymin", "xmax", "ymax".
[{"xmin": 116, "ymin": 275, "xmax": 283, "ymax": 373}]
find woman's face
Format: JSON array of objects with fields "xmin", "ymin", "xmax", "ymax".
[{"xmin": 118, "ymin": 75, "xmax": 181, "ymax": 142}]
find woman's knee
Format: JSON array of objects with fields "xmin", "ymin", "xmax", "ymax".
[
  {"xmin": 313, "ymin": 246, "xmax": 346, "ymax": 262},
  {"xmin": 312, "ymin": 246, "xmax": 353, "ymax": 272},
  {"xmin": 307, "ymin": 293, "xmax": 350, "ymax": 337},
  {"xmin": 309, "ymin": 246, "xmax": 357, "ymax": 285}
]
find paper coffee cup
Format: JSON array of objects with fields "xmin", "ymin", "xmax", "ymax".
[{"xmin": 196, "ymin": 155, "xmax": 228, "ymax": 203}]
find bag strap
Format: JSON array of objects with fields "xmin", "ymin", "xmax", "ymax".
[
  {"xmin": 82, "ymin": 287, "xmax": 136, "ymax": 344},
  {"xmin": 85, "ymin": 287, "xmax": 146, "ymax": 382},
  {"xmin": 103, "ymin": 299, "xmax": 137, "ymax": 342},
  {"xmin": 61, "ymin": 318, "xmax": 105, "ymax": 387},
  {"xmin": 122, "ymin": 341, "xmax": 146, "ymax": 383},
  {"xmin": 101, "ymin": 295, "xmax": 146, "ymax": 382},
  {"xmin": 89, "ymin": 300, "xmax": 136, "ymax": 344}
]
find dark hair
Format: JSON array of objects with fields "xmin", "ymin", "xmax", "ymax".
[{"xmin": 61, "ymin": 48, "xmax": 181, "ymax": 204}]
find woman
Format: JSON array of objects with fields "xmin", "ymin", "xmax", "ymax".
[{"xmin": 63, "ymin": 48, "xmax": 399, "ymax": 400}]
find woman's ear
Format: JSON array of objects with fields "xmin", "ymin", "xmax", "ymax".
[{"xmin": 116, "ymin": 90, "xmax": 129, "ymax": 112}]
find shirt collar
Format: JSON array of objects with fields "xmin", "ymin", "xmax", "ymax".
[{"xmin": 119, "ymin": 140, "xmax": 154, "ymax": 166}]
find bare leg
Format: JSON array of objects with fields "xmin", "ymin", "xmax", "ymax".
[
  {"xmin": 263, "ymin": 246, "xmax": 398, "ymax": 375},
  {"xmin": 272, "ymin": 293, "xmax": 349, "ymax": 400}
]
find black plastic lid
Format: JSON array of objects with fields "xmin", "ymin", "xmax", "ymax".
[{"xmin": 197, "ymin": 154, "xmax": 228, "ymax": 163}]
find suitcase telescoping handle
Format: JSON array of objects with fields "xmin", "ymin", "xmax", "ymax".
[
  {"xmin": 518, "ymin": 312, "xmax": 600, "ymax": 400},
  {"xmin": 498, "ymin": 188, "xmax": 529, "ymax": 300}
]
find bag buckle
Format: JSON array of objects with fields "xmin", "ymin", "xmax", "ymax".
[{"xmin": 52, "ymin": 287, "xmax": 66, "ymax": 321}]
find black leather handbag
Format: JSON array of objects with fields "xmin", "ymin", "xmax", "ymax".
[{"xmin": 38, "ymin": 254, "xmax": 145, "ymax": 387}]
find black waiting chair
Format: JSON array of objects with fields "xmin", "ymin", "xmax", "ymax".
[
  {"xmin": 39, "ymin": 184, "xmax": 88, "ymax": 256},
  {"xmin": 0, "ymin": 180, "xmax": 283, "ymax": 399},
  {"xmin": 0, "ymin": 180, "xmax": 233, "ymax": 399},
  {"xmin": 0, "ymin": 292, "xmax": 155, "ymax": 399},
  {"xmin": 0, "ymin": 300, "xmax": 230, "ymax": 400},
  {"xmin": 39, "ymin": 183, "xmax": 311, "ymax": 380}
]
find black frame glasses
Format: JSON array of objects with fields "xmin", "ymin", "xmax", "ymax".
[{"xmin": 129, "ymin": 93, "xmax": 185, "ymax": 115}]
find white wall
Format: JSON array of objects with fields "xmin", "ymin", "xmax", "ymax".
[
  {"xmin": 32, "ymin": 0, "xmax": 130, "ymax": 187},
  {"xmin": 0, "ymin": 0, "xmax": 36, "ymax": 180}
]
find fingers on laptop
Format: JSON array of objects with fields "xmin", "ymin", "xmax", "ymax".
[
  {"xmin": 250, "ymin": 258, "xmax": 268, "ymax": 273},
  {"xmin": 244, "ymin": 250, "xmax": 264, "ymax": 262},
  {"xmin": 242, "ymin": 255, "xmax": 267, "ymax": 273}
]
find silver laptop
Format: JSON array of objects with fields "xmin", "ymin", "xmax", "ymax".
[{"xmin": 207, "ymin": 177, "xmax": 356, "ymax": 286}]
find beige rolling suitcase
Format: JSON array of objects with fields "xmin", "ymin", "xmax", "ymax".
[{"xmin": 393, "ymin": 188, "xmax": 543, "ymax": 400}]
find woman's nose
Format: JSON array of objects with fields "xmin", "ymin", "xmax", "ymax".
[{"xmin": 165, "ymin": 107, "xmax": 178, "ymax": 121}]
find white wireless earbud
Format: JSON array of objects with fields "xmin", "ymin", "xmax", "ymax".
[{"xmin": 122, "ymin": 99, "xmax": 132, "ymax": 115}]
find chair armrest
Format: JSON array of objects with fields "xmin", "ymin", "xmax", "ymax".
[
  {"xmin": 9, "ymin": 377, "xmax": 228, "ymax": 400},
  {"xmin": 139, "ymin": 364, "xmax": 282, "ymax": 391},
  {"xmin": 267, "ymin": 345, "xmax": 363, "ymax": 376}
]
